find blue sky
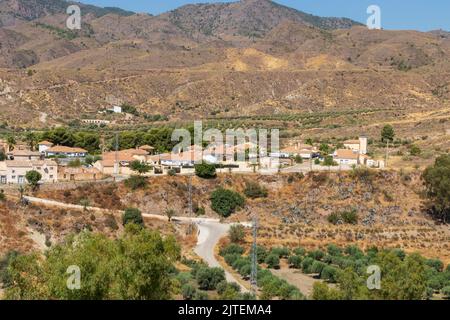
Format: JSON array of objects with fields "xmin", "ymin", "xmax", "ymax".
[{"xmin": 81, "ymin": 0, "xmax": 450, "ymax": 31}]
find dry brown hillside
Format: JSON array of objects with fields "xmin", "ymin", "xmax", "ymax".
[
  {"xmin": 29, "ymin": 171, "xmax": 450, "ymax": 264},
  {"xmin": 0, "ymin": 0, "xmax": 449, "ymax": 128}
]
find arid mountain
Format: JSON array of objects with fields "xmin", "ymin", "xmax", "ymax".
[{"xmin": 0, "ymin": 0, "xmax": 449, "ymax": 131}]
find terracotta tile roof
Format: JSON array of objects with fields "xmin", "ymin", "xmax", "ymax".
[
  {"xmin": 335, "ymin": 149, "xmax": 359, "ymax": 160},
  {"xmin": 38, "ymin": 141, "xmax": 54, "ymax": 146},
  {"xmin": 47, "ymin": 146, "xmax": 88, "ymax": 153},
  {"xmin": 5, "ymin": 160, "xmax": 32, "ymax": 167},
  {"xmin": 344, "ymin": 140, "xmax": 360, "ymax": 145},
  {"xmin": 10, "ymin": 150, "xmax": 41, "ymax": 157},
  {"xmin": 121, "ymin": 148, "xmax": 148, "ymax": 156},
  {"xmin": 139, "ymin": 145, "xmax": 154, "ymax": 150}
]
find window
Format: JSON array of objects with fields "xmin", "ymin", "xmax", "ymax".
[
  {"xmin": 12, "ymin": 176, "xmax": 16, "ymax": 179},
  {"xmin": 50, "ymin": 175, "xmax": 53, "ymax": 179},
  {"xmin": 37, "ymin": 167, "xmax": 41, "ymax": 170}
]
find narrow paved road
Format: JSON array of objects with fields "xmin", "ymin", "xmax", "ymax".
[{"xmin": 194, "ymin": 221, "xmax": 249, "ymax": 292}]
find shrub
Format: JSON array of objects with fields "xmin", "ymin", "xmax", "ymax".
[
  {"xmin": 232, "ymin": 257, "xmax": 250, "ymax": 271},
  {"xmin": 345, "ymin": 245, "xmax": 364, "ymax": 258},
  {"xmin": 301, "ymin": 257, "xmax": 314, "ymax": 274},
  {"xmin": 181, "ymin": 284, "xmax": 196, "ymax": 300},
  {"xmin": 422, "ymin": 154, "xmax": 450, "ymax": 223},
  {"xmin": 124, "ymin": 175, "xmax": 148, "ymax": 190},
  {"xmin": 196, "ymin": 267, "xmax": 225, "ymax": 290},
  {"xmin": 122, "ymin": 208, "xmax": 144, "ymax": 227},
  {"xmin": 210, "ymin": 188, "xmax": 245, "ymax": 217},
  {"xmin": 327, "ymin": 244, "xmax": 342, "ymax": 256},
  {"xmin": 244, "ymin": 181, "xmax": 268, "ymax": 199},
  {"xmin": 308, "ymin": 250, "xmax": 325, "ymax": 261},
  {"xmin": 25, "ymin": 170, "xmax": 42, "ymax": 190},
  {"xmin": 409, "ymin": 145, "xmax": 421, "ymax": 156},
  {"xmin": 167, "ymin": 168, "xmax": 177, "ymax": 176},
  {"xmin": 265, "ymin": 254, "xmax": 280, "ymax": 269},
  {"xmin": 220, "ymin": 244, "xmax": 244, "ymax": 256},
  {"xmin": 239, "ymin": 264, "xmax": 252, "ymax": 278},
  {"xmin": 195, "ymin": 163, "xmax": 216, "ymax": 179},
  {"xmin": 194, "ymin": 290, "xmax": 209, "ymax": 300},
  {"xmin": 229, "ymin": 224, "xmax": 246, "ymax": 243},
  {"xmin": 327, "ymin": 212, "xmax": 340, "ymax": 225},
  {"xmin": 288, "ymin": 255, "xmax": 302, "ymax": 269},
  {"xmin": 442, "ymin": 286, "xmax": 450, "ymax": 299},
  {"xmin": 293, "ymin": 247, "xmax": 306, "ymax": 256},
  {"xmin": 321, "ymin": 265, "xmax": 338, "ymax": 283},
  {"xmin": 0, "ymin": 191, "xmax": 5, "ymax": 202},
  {"xmin": 224, "ymin": 253, "xmax": 241, "ymax": 266},
  {"xmin": 341, "ymin": 209, "xmax": 358, "ymax": 225},
  {"xmin": 250, "ymin": 245, "xmax": 268, "ymax": 264},
  {"xmin": 294, "ymin": 155, "xmax": 303, "ymax": 164},
  {"xmin": 130, "ymin": 160, "xmax": 151, "ymax": 175},
  {"xmin": 311, "ymin": 261, "xmax": 326, "ymax": 274},
  {"xmin": 270, "ymin": 247, "xmax": 290, "ymax": 258},
  {"xmin": 426, "ymin": 259, "xmax": 444, "ymax": 272}
]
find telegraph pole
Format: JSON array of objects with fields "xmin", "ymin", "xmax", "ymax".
[
  {"xmin": 188, "ymin": 174, "xmax": 193, "ymax": 216},
  {"xmin": 250, "ymin": 215, "xmax": 258, "ymax": 294},
  {"xmin": 114, "ymin": 132, "xmax": 119, "ymax": 178}
]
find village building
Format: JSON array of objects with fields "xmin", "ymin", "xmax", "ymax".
[
  {"xmin": 7, "ymin": 149, "xmax": 42, "ymax": 161},
  {"xmin": 82, "ymin": 119, "xmax": 110, "ymax": 125},
  {"xmin": 334, "ymin": 149, "xmax": 360, "ymax": 165},
  {"xmin": 0, "ymin": 159, "xmax": 57, "ymax": 184},
  {"xmin": 58, "ymin": 166, "xmax": 104, "ymax": 182},
  {"xmin": 38, "ymin": 140, "xmax": 54, "ymax": 153},
  {"xmin": 93, "ymin": 150, "xmax": 136, "ymax": 175},
  {"xmin": 343, "ymin": 136, "xmax": 368, "ymax": 155},
  {"xmin": 45, "ymin": 146, "xmax": 88, "ymax": 158},
  {"xmin": 279, "ymin": 143, "xmax": 318, "ymax": 159}
]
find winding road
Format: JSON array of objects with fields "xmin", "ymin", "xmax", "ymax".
[{"xmin": 21, "ymin": 195, "xmax": 249, "ymax": 291}]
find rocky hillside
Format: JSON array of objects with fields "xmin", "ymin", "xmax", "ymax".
[
  {"xmin": 23, "ymin": 171, "xmax": 450, "ymax": 264},
  {"xmin": 0, "ymin": 0, "xmax": 449, "ymax": 128}
]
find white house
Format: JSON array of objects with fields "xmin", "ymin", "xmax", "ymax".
[
  {"xmin": 334, "ymin": 149, "xmax": 360, "ymax": 165},
  {"xmin": 343, "ymin": 137, "xmax": 368, "ymax": 155},
  {"xmin": 0, "ymin": 160, "xmax": 58, "ymax": 184},
  {"xmin": 45, "ymin": 146, "xmax": 88, "ymax": 158},
  {"xmin": 38, "ymin": 140, "xmax": 54, "ymax": 154}
]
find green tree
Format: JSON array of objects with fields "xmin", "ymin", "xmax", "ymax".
[
  {"xmin": 25, "ymin": 170, "xmax": 42, "ymax": 190},
  {"xmin": 4, "ymin": 225, "xmax": 180, "ymax": 299},
  {"xmin": 229, "ymin": 224, "xmax": 245, "ymax": 243},
  {"xmin": 130, "ymin": 160, "xmax": 151, "ymax": 175},
  {"xmin": 243, "ymin": 181, "xmax": 268, "ymax": 199},
  {"xmin": 6, "ymin": 135, "xmax": 16, "ymax": 152},
  {"xmin": 195, "ymin": 163, "xmax": 217, "ymax": 179},
  {"xmin": 24, "ymin": 132, "xmax": 37, "ymax": 151},
  {"xmin": 195, "ymin": 267, "xmax": 225, "ymax": 290},
  {"xmin": 265, "ymin": 254, "xmax": 280, "ymax": 269},
  {"xmin": 124, "ymin": 175, "xmax": 148, "ymax": 190},
  {"xmin": 165, "ymin": 209, "xmax": 175, "ymax": 222},
  {"xmin": 210, "ymin": 188, "xmax": 245, "ymax": 217},
  {"xmin": 422, "ymin": 154, "xmax": 450, "ymax": 223},
  {"xmin": 381, "ymin": 125, "xmax": 395, "ymax": 143},
  {"xmin": 181, "ymin": 284, "xmax": 196, "ymax": 300},
  {"xmin": 122, "ymin": 208, "xmax": 144, "ymax": 226}
]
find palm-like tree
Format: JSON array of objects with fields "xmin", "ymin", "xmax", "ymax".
[
  {"xmin": 6, "ymin": 135, "xmax": 16, "ymax": 152},
  {"xmin": 24, "ymin": 132, "xmax": 37, "ymax": 151}
]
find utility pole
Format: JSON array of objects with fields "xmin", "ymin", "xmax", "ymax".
[
  {"xmin": 385, "ymin": 140, "xmax": 389, "ymax": 168},
  {"xmin": 114, "ymin": 132, "xmax": 119, "ymax": 178},
  {"xmin": 188, "ymin": 174, "xmax": 193, "ymax": 216},
  {"xmin": 250, "ymin": 215, "xmax": 258, "ymax": 295}
]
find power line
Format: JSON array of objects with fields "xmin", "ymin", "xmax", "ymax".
[{"xmin": 250, "ymin": 214, "xmax": 258, "ymax": 294}]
